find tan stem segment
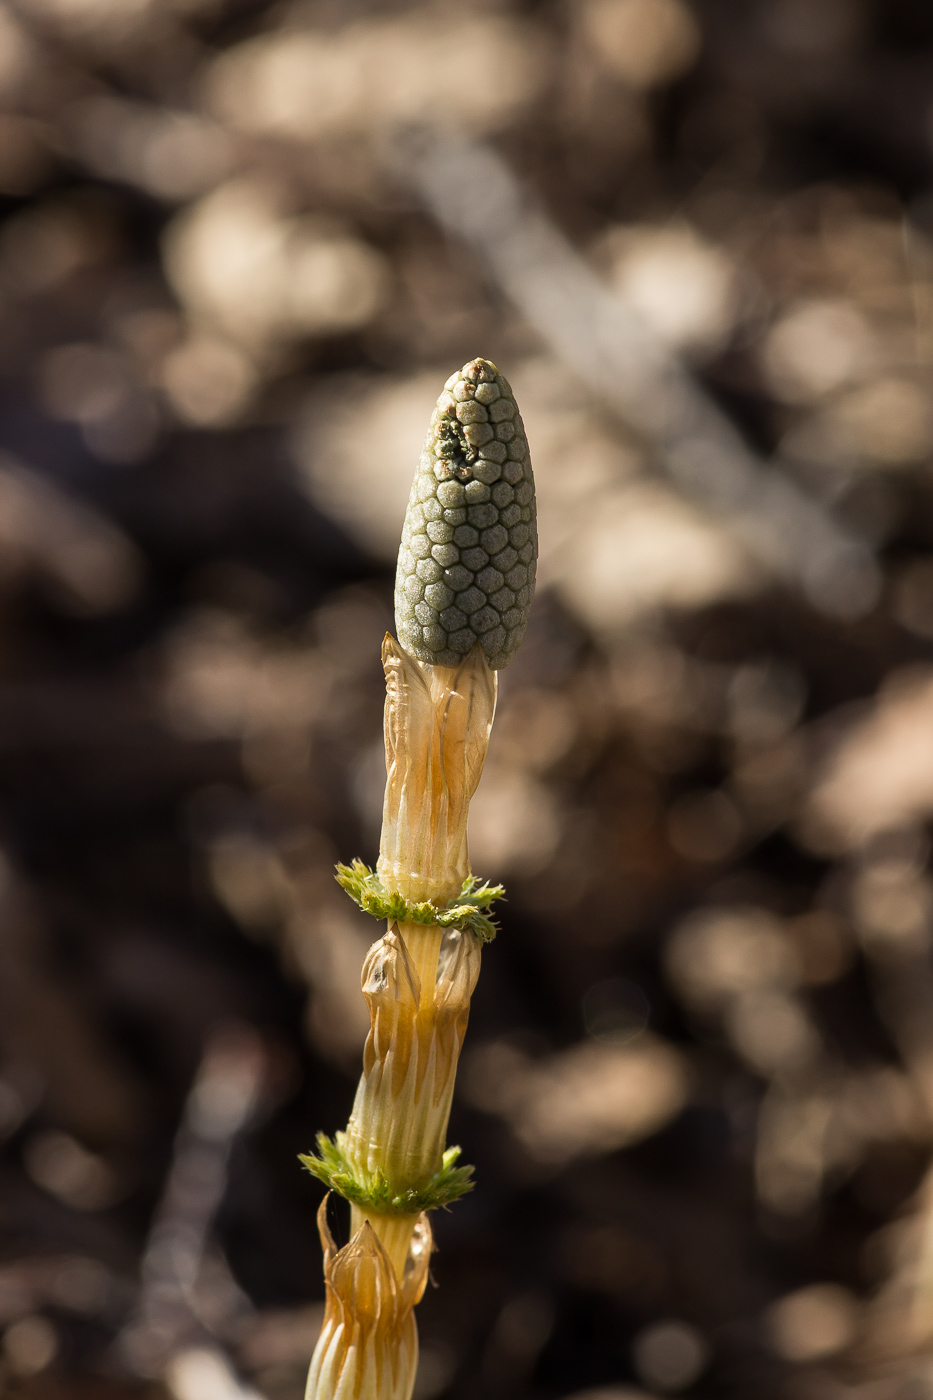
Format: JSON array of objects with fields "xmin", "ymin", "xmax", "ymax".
[
  {"xmin": 378, "ymin": 639, "xmax": 497, "ymax": 905},
  {"xmin": 307, "ymin": 644, "xmax": 495, "ymax": 1400},
  {"xmin": 348, "ymin": 1207, "xmax": 419, "ymax": 1285},
  {"xmin": 343, "ymin": 921, "xmax": 481, "ymax": 1194},
  {"xmin": 305, "ymin": 1198, "xmax": 431, "ymax": 1400}
]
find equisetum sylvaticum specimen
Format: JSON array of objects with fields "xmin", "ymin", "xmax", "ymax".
[{"xmin": 301, "ymin": 358, "xmax": 537, "ymax": 1400}]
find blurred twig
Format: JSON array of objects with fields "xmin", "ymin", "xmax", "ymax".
[{"xmin": 119, "ymin": 1025, "xmax": 265, "ymax": 1386}]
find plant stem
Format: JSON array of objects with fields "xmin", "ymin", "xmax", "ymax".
[{"xmin": 303, "ymin": 357, "xmax": 536, "ymax": 1400}]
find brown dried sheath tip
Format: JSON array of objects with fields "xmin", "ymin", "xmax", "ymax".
[{"xmin": 394, "ymin": 357, "xmax": 536, "ymax": 669}]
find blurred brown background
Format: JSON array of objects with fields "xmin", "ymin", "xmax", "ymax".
[{"xmin": 1, "ymin": 1, "xmax": 933, "ymax": 1398}]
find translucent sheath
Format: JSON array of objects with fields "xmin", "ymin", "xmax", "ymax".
[
  {"xmin": 305, "ymin": 1199, "xmax": 431, "ymax": 1400},
  {"xmin": 305, "ymin": 653, "xmax": 492, "ymax": 1400},
  {"xmin": 344, "ymin": 920, "xmax": 481, "ymax": 1191},
  {"xmin": 378, "ymin": 636, "xmax": 497, "ymax": 906}
]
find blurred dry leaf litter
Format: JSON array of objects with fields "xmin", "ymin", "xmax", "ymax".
[
  {"xmin": 160, "ymin": 334, "xmax": 257, "ymax": 428},
  {"xmin": 554, "ymin": 482, "xmax": 757, "ymax": 632},
  {"xmin": 666, "ymin": 906, "xmax": 799, "ymax": 1011},
  {"xmin": 597, "ymin": 223, "xmax": 739, "ymax": 355},
  {"xmin": 161, "ymin": 609, "xmax": 329, "ymax": 741},
  {"xmin": 206, "ymin": 831, "xmax": 373, "ymax": 1063},
  {"xmin": 17, "ymin": 0, "xmax": 153, "ymax": 44},
  {"xmin": 71, "ymin": 97, "xmax": 235, "ymax": 203},
  {"xmin": 467, "ymin": 769, "xmax": 563, "ymax": 877},
  {"xmin": 563, "ymin": 1391, "xmax": 657, "ymax": 1400},
  {"xmin": 39, "ymin": 341, "xmax": 160, "ymax": 464},
  {"xmin": 578, "ymin": 0, "xmax": 700, "ymax": 89},
  {"xmin": 0, "ymin": 854, "xmax": 140, "ymax": 1146},
  {"xmin": 3, "ymin": 1314, "xmax": 58, "ymax": 1378},
  {"xmin": 802, "ymin": 670, "xmax": 933, "ymax": 853},
  {"xmin": 163, "ymin": 179, "xmax": 390, "ymax": 353},
  {"xmin": 0, "ymin": 456, "xmax": 143, "ymax": 611},
  {"xmin": 188, "ymin": 798, "xmax": 377, "ymax": 1066},
  {"xmin": 294, "ymin": 372, "xmax": 441, "ymax": 558},
  {"xmin": 463, "ymin": 1036, "xmax": 688, "ymax": 1166},
  {"xmin": 664, "ymin": 905, "xmax": 929, "ymax": 1216},
  {"xmin": 164, "ymin": 1347, "xmax": 262, "ymax": 1400},
  {"xmin": 765, "ymin": 1284, "xmax": 860, "ymax": 1363},
  {"xmin": 761, "ymin": 299, "xmax": 877, "ymax": 403},
  {"xmin": 0, "ymin": 6, "xmax": 39, "ymax": 102},
  {"xmin": 204, "ymin": 11, "xmax": 551, "ymax": 143},
  {"xmin": 24, "ymin": 1129, "xmax": 125, "ymax": 1211},
  {"xmin": 632, "ymin": 1318, "xmax": 708, "ymax": 1393}
]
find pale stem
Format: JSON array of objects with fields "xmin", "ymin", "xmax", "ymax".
[
  {"xmin": 348, "ymin": 1207, "xmax": 420, "ymax": 1284},
  {"xmin": 402, "ymin": 922, "xmax": 444, "ymax": 1012},
  {"xmin": 378, "ymin": 639, "xmax": 497, "ymax": 906},
  {"xmin": 347, "ymin": 922, "xmax": 445, "ymax": 1284}
]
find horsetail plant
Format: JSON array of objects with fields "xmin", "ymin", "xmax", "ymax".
[{"xmin": 302, "ymin": 358, "xmax": 536, "ymax": 1400}]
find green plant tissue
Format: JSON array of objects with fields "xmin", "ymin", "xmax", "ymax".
[{"xmin": 394, "ymin": 358, "xmax": 537, "ymax": 669}]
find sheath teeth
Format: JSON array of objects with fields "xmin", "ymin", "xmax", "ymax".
[{"xmin": 394, "ymin": 358, "xmax": 537, "ymax": 670}]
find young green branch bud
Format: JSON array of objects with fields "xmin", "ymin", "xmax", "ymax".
[{"xmin": 395, "ymin": 357, "xmax": 536, "ymax": 671}]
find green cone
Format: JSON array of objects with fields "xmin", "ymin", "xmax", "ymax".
[{"xmin": 395, "ymin": 358, "xmax": 537, "ymax": 669}]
